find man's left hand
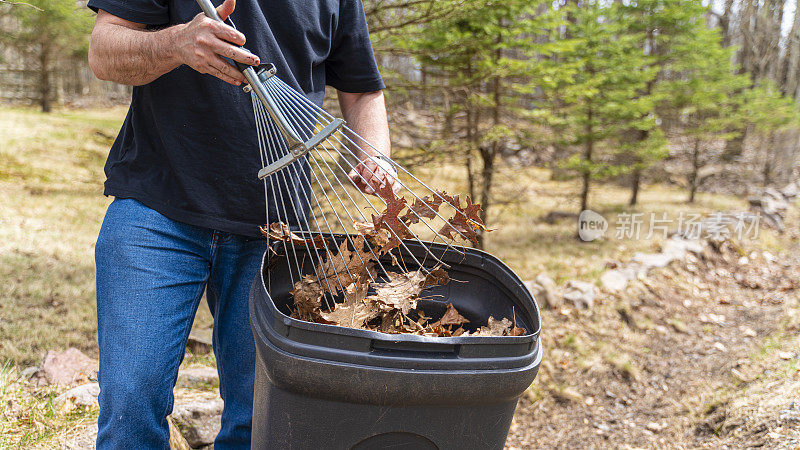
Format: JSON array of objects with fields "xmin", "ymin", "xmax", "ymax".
[{"xmin": 348, "ymin": 156, "xmax": 401, "ymax": 196}]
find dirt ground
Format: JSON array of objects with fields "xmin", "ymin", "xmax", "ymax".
[{"xmin": 507, "ymin": 231, "xmax": 800, "ymax": 449}]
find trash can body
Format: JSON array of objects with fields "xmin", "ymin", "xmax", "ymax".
[{"xmin": 250, "ymin": 239, "xmax": 542, "ymax": 450}]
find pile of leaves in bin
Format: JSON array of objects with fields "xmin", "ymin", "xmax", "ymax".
[{"xmin": 261, "ymin": 184, "xmax": 525, "ymax": 337}]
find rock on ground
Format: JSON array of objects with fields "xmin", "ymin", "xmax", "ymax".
[
  {"xmin": 563, "ymin": 280, "xmax": 596, "ymax": 309},
  {"xmin": 525, "ymin": 273, "xmax": 560, "ymax": 309},
  {"xmin": 55, "ymin": 383, "xmax": 100, "ymax": 407},
  {"xmin": 40, "ymin": 389, "xmax": 214, "ymax": 449},
  {"xmin": 186, "ymin": 328, "xmax": 213, "ymax": 354},
  {"xmin": 38, "ymin": 348, "xmax": 98, "ymax": 387},
  {"xmin": 168, "ymin": 417, "xmax": 193, "ymax": 450},
  {"xmin": 601, "ymin": 266, "xmax": 637, "ymax": 292},
  {"xmin": 749, "ymin": 187, "xmax": 791, "ymax": 231},
  {"xmin": 171, "ymin": 392, "xmax": 224, "ymax": 448},
  {"xmin": 780, "ymin": 181, "xmax": 799, "ymax": 199},
  {"xmin": 177, "ymin": 367, "xmax": 219, "ymax": 388},
  {"xmin": 633, "ymin": 252, "xmax": 677, "ymax": 271}
]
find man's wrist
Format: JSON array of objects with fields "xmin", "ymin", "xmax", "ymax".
[
  {"xmin": 372, "ymin": 154, "xmax": 397, "ymax": 177},
  {"xmin": 163, "ymin": 24, "xmax": 187, "ymax": 68}
]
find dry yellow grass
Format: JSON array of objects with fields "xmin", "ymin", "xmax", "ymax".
[
  {"xmin": 0, "ymin": 105, "xmax": 773, "ymax": 366},
  {"xmin": 0, "ymin": 364, "xmax": 98, "ymax": 448}
]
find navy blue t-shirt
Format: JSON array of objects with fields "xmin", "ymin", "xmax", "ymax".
[{"xmin": 87, "ymin": 0, "xmax": 384, "ymax": 236}]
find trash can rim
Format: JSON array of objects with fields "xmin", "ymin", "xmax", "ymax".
[{"xmin": 258, "ymin": 239, "xmax": 542, "ymax": 344}]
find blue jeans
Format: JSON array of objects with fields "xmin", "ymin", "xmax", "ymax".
[{"xmin": 95, "ymin": 198, "xmax": 266, "ymax": 449}]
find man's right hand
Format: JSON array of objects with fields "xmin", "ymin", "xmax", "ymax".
[
  {"xmin": 89, "ymin": 0, "xmax": 259, "ymax": 86},
  {"xmin": 173, "ymin": 0, "xmax": 260, "ymax": 86}
]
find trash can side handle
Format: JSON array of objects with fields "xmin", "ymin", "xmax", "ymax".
[{"xmin": 370, "ymin": 340, "xmax": 460, "ymax": 358}]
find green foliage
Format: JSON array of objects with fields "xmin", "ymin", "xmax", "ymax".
[
  {"xmin": 616, "ymin": 0, "xmax": 711, "ymax": 178},
  {"xmin": 739, "ymin": 80, "xmax": 800, "ymax": 137},
  {"xmin": 656, "ymin": 23, "xmax": 749, "ymax": 141},
  {"xmin": 546, "ymin": 3, "xmax": 658, "ymax": 188},
  {"xmin": 1, "ymin": 0, "xmax": 94, "ymax": 111},
  {"xmin": 1, "ymin": 0, "xmax": 93, "ymax": 55},
  {"xmin": 400, "ymin": 0, "xmax": 562, "ymax": 149},
  {"xmin": 397, "ymin": 0, "xmax": 564, "ymax": 242}
]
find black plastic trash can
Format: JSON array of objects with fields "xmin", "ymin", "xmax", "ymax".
[{"xmin": 249, "ymin": 239, "xmax": 542, "ymax": 450}]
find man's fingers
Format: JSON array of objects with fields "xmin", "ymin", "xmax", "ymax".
[
  {"xmin": 349, "ymin": 167, "xmax": 374, "ymax": 195},
  {"xmin": 210, "ymin": 56, "xmax": 244, "ymax": 82},
  {"xmin": 208, "ymin": 58, "xmax": 243, "ymax": 85},
  {"xmin": 216, "ymin": 0, "xmax": 236, "ymax": 21},
  {"xmin": 349, "ymin": 162, "xmax": 400, "ymax": 197},
  {"xmin": 211, "ymin": 40, "xmax": 259, "ymax": 66},
  {"xmin": 210, "ymin": 22, "xmax": 246, "ymax": 46}
]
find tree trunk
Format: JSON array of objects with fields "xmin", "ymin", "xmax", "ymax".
[
  {"xmin": 629, "ymin": 169, "xmax": 641, "ymax": 206},
  {"xmin": 475, "ymin": 33, "xmax": 503, "ymax": 250},
  {"xmin": 688, "ymin": 138, "xmax": 700, "ymax": 203},
  {"xmin": 780, "ymin": 3, "xmax": 800, "ymax": 97},
  {"xmin": 466, "ymin": 156, "xmax": 476, "ymax": 201},
  {"xmin": 723, "ymin": 125, "xmax": 749, "ymax": 161},
  {"xmin": 762, "ymin": 132, "xmax": 774, "ymax": 186},
  {"xmin": 720, "ymin": 0, "xmax": 735, "ymax": 47},
  {"xmin": 39, "ymin": 42, "xmax": 51, "ymax": 113},
  {"xmin": 738, "ymin": 0, "xmax": 756, "ymax": 77},
  {"xmin": 477, "ymin": 147, "xmax": 495, "ymax": 250},
  {"xmin": 581, "ymin": 107, "xmax": 594, "ymax": 213}
]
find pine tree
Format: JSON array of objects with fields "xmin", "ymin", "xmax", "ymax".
[
  {"xmin": 621, "ymin": 0, "xmax": 713, "ymax": 205},
  {"xmin": 401, "ymin": 0, "xmax": 561, "ymax": 248},
  {"xmin": 545, "ymin": 2, "xmax": 658, "ymax": 213},
  {"xmin": 0, "ymin": 0, "xmax": 93, "ymax": 112},
  {"xmin": 656, "ymin": 25, "xmax": 750, "ymax": 202}
]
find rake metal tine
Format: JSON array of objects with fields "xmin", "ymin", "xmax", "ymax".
[
  {"xmin": 256, "ymin": 97, "xmax": 329, "ymax": 295},
  {"xmin": 258, "ymin": 99, "xmax": 342, "ymax": 300},
  {"xmin": 306, "ymin": 151, "xmax": 394, "ymax": 280},
  {"xmin": 269, "ymin": 78, "xmax": 473, "ymax": 249},
  {"xmin": 270, "ymin": 83, "xmax": 453, "ymax": 271},
  {"xmin": 264, "ymin": 84, "xmax": 378, "ymax": 282},
  {"xmin": 334, "ymin": 131, "xmax": 474, "ymax": 246},
  {"xmin": 327, "ymin": 134, "xmax": 468, "ymax": 258},
  {"xmin": 303, "ymin": 144, "xmax": 393, "ymax": 277},
  {"xmin": 252, "ymin": 94, "xmax": 295, "ymax": 287},
  {"xmin": 305, "ymin": 153, "xmax": 379, "ymax": 282},
  {"xmin": 266, "ymin": 83, "xmax": 441, "ymax": 273},
  {"xmin": 261, "ymin": 88, "xmax": 354, "ymax": 295},
  {"xmin": 317, "ymin": 137, "xmax": 451, "ymax": 271}
]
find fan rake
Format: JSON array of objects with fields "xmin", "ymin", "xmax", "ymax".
[{"xmin": 196, "ymin": 0, "xmax": 488, "ymax": 323}]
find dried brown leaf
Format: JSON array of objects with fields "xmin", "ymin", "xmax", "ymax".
[
  {"xmin": 368, "ymin": 270, "xmax": 427, "ymax": 315},
  {"xmin": 431, "ymin": 303, "xmax": 469, "ymax": 327},
  {"xmin": 401, "ymin": 195, "xmax": 444, "ymax": 225},
  {"xmin": 290, "ymin": 275, "xmax": 323, "ymax": 318},
  {"xmin": 315, "ymin": 236, "xmax": 374, "ymax": 293},
  {"xmin": 261, "ymin": 223, "xmax": 328, "ymax": 249},
  {"xmin": 320, "ymin": 301, "xmax": 379, "ymax": 329},
  {"xmin": 424, "ymin": 265, "xmax": 450, "ymax": 287},
  {"xmin": 372, "ymin": 183, "xmax": 411, "ymax": 253},
  {"xmin": 469, "ymin": 316, "xmax": 526, "ymax": 337},
  {"xmin": 437, "ymin": 195, "xmax": 488, "ymax": 245}
]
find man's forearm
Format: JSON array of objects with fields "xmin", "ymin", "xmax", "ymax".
[
  {"xmin": 89, "ymin": 1, "xmax": 258, "ymax": 87},
  {"xmin": 89, "ymin": 21, "xmax": 183, "ymax": 86},
  {"xmin": 338, "ymin": 90, "xmax": 391, "ymax": 159}
]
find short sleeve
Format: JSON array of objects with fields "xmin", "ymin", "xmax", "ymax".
[
  {"xmin": 87, "ymin": 0, "xmax": 170, "ymax": 26},
  {"xmin": 325, "ymin": 0, "xmax": 385, "ymax": 92}
]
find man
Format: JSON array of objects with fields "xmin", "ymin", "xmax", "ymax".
[{"xmin": 86, "ymin": 0, "xmax": 393, "ymax": 447}]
